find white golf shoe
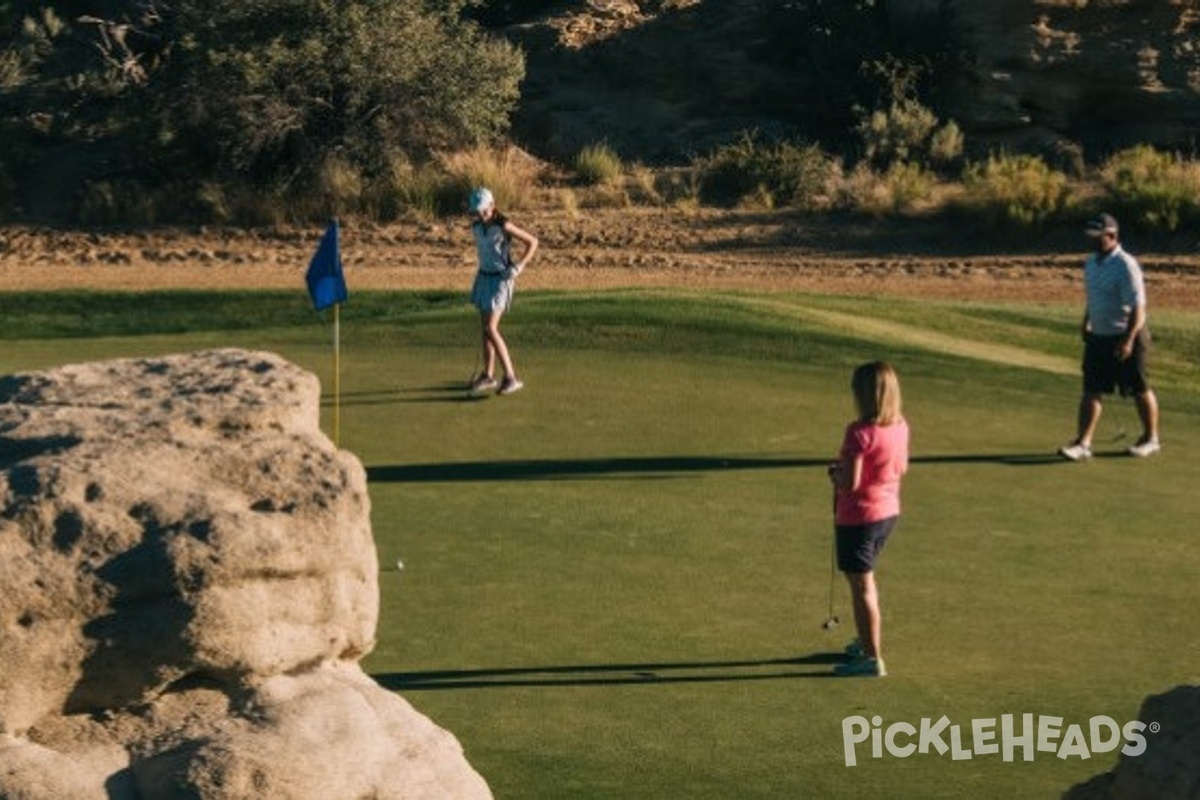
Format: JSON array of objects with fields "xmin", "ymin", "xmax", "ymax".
[
  {"xmin": 498, "ymin": 377, "xmax": 524, "ymax": 396},
  {"xmin": 1058, "ymin": 441, "xmax": 1092, "ymax": 461},
  {"xmin": 1127, "ymin": 438, "xmax": 1161, "ymax": 458}
]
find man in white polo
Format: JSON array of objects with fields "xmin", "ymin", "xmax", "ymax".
[{"xmin": 1059, "ymin": 213, "xmax": 1160, "ymax": 460}]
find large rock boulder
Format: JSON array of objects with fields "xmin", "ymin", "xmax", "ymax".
[
  {"xmin": 0, "ymin": 349, "xmax": 490, "ymax": 799},
  {"xmin": 1064, "ymin": 685, "xmax": 1200, "ymax": 799}
]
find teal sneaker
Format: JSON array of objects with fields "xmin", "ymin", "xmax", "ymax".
[
  {"xmin": 844, "ymin": 640, "xmax": 865, "ymax": 660},
  {"xmin": 834, "ymin": 657, "xmax": 887, "ymax": 678}
]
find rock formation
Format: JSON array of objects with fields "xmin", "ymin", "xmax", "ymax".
[
  {"xmin": 0, "ymin": 349, "xmax": 490, "ymax": 799},
  {"xmin": 505, "ymin": 0, "xmax": 1200, "ymax": 162},
  {"xmin": 1065, "ymin": 685, "xmax": 1200, "ymax": 799},
  {"xmin": 891, "ymin": 1, "xmax": 1200, "ymax": 158}
]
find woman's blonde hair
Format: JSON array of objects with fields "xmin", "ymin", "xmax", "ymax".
[{"xmin": 851, "ymin": 361, "xmax": 902, "ymax": 425}]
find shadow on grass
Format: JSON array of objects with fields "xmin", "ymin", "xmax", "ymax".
[
  {"xmin": 366, "ymin": 452, "xmax": 1072, "ymax": 483},
  {"xmin": 373, "ymin": 653, "xmax": 844, "ymax": 691},
  {"xmin": 322, "ymin": 384, "xmax": 486, "ymax": 406},
  {"xmin": 368, "ymin": 456, "xmax": 825, "ymax": 483},
  {"xmin": 913, "ymin": 452, "xmax": 1066, "ymax": 466}
]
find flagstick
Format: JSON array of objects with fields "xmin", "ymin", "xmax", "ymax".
[{"xmin": 333, "ymin": 302, "xmax": 341, "ymax": 447}]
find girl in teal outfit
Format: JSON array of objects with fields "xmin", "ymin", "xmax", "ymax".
[{"xmin": 467, "ymin": 187, "xmax": 539, "ymax": 396}]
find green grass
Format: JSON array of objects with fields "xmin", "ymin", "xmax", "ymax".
[{"xmin": 3, "ymin": 290, "xmax": 1198, "ymax": 799}]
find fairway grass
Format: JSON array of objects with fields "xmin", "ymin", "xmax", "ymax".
[{"xmin": 3, "ymin": 291, "xmax": 1199, "ymax": 798}]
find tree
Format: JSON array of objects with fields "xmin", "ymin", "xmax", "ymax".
[{"xmin": 0, "ymin": 0, "xmax": 525, "ymax": 221}]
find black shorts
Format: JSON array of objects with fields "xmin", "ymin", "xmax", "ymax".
[
  {"xmin": 1083, "ymin": 330, "xmax": 1150, "ymax": 397},
  {"xmin": 836, "ymin": 516, "xmax": 898, "ymax": 574}
]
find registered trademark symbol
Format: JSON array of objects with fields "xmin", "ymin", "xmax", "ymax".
[{"xmin": 1149, "ymin": 722, "xmax": 1161, "ymax": 734}]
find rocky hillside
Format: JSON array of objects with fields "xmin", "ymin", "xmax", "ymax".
[{"xmin": 494, "ymin": 0, "xmax": 1200, "ymax": 164}]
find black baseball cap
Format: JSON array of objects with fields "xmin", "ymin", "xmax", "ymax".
[{"xmin": 1085, "ymin": 213, "xmax": 1119, "ymax": 237}]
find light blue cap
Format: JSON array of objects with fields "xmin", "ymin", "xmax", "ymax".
[{"xmin": 468, "ymin": 187, "xmax": 494, "ymax": 212}]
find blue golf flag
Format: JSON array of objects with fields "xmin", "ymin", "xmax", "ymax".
[{"xmin": 305, "ymin": 220, "xmax": 348, "ymax": 311}]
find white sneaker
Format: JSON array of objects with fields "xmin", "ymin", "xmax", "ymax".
[
  {"xmin": 1058, "ymin": 441, "xmax": 1092, "ymax": 461},
  {"xmin": 1127, "ymin": 438, "xmax": 1161, "ymax": 458},
  {"xmin": 498, "ymin": 377, "xmax": 524, "ymax": 396}
]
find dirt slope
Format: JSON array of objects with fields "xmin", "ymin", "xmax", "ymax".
[{"xmin": 4, "ymin": 210, "xmax": 1200, "ymax": 309}]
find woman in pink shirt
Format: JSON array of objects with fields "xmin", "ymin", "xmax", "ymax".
[{"xmin": 827, "ymin": 361, "xmax": 909, "ymax": 678}]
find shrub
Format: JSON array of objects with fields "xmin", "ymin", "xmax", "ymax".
[
  {"xmin": 838, "ymin": 161, "xmax": 935, "ymax": 216},
  {"xmin": 76, "ymin": 180, "xmax": 162, "ymax": 226},
  {"xmin": 574, "ymin": 143, "xmax": 624, "ymax": 186},
  {"xmin": 652, "ymin": 168, "xmax": 702, "ymax": 208},
  {"xmin": 928, "ymin": 120, "xmax": 964, "ymax": 168},
  {"xmin": 698, "ymin": 133, "xmax": 838, "ymax": 210},
  {"xmin": 961, "ymin": 153, "xmax": 1071, "ymax": 228},
  {"xmin": 858, "ymin": 99, "xmax": 962, "ymax": 172},
  {"xmin": 885, "ymin": 161, "xmax": 936, "ymax": 211},
  {"xmin": 1100, "ymin": 145, "xmax": 1200, "ymax": 232}
]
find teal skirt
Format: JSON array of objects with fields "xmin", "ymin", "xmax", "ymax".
[{"xmin": 471, "ymin": 271, "xmax": 514, "ymax": 313}]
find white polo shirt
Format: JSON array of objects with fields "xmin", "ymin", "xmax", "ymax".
[{"xmin": 1084, "ymin": 245, "xmax": 1145, "ymax": 336}]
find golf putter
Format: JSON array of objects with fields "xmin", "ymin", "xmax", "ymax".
[{"xmin": 822, "ymin": 481, "xmax": 840, "ymax": 631}]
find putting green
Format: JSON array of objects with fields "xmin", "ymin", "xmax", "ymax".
[
  {"xmin": 747, "ymin": 299, "xmax": 1078, "ymax": 375},
  {"xmin": 2, "ymin": 291, "xmax": 1197, "ymax": 799}
]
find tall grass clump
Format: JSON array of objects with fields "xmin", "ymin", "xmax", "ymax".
[
  {"xmin": 574, "ymin": 143, "xmax": 624, "ymax": 186},
  {"xmin": 365, "ymin": 156, "xmax": 453, "ymax": 220},
  {"xmin": 441, "ymin": 146, "xmax": 542, "ymax": 212},
  {"xmin": 1100, "ymin": 145, "xmax": 1200, "ymax": 232},
  {"xmin": 960, "ymin": 153, "xmax": 1071, "ymax": 228},
  {"xmin": 314, "ymin": 155, "xmax": 365, "ymax": 214},
  {"xmin": 627, "ymin": 163, "xmax": 663, "ymax": 205},
  {"xmin": 697, "ymin": 133, "xmax": 838, "ymax": 210}
]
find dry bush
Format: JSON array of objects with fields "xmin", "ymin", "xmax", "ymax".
[
  {"xmin": 315, "ymin": 156, "xmax": 364, "ymax": 212},
  {"xmin": 626, "ymin": 163, "xmax": 663, "ymax": 205},
  {"xmin": 365, "ymin": 156, "xmax": 453, "ymax": 220},
  {"xmin": 578, "ymin": 182, "xmax": 632, "ymax": 209},
  {"xmin": 837, "ymin": 161, "xmax": 936, "ymax": 216},
  {"xmin": 1100, "ymin": 145, "xmax": 1200, "ymax": 232},
  {"xmin": 653, "ymin": 167, "xmax": 702, "ymax": 208},
  {"xmin": 960, "ymin": 153, "xmax": 1072, "ymax": 228}
]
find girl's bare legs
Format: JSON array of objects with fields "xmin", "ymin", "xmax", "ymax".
[
  {"xmin": 845, "ymin": 571, "xmax": 881, "ymax": 660},
  {"xmin": 478, "ymin": 312, "xmax": 496, "ymax": 380},
  {"xmin": 481, "ymin": 310, "xmax": 516, "ymax": 380}
]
